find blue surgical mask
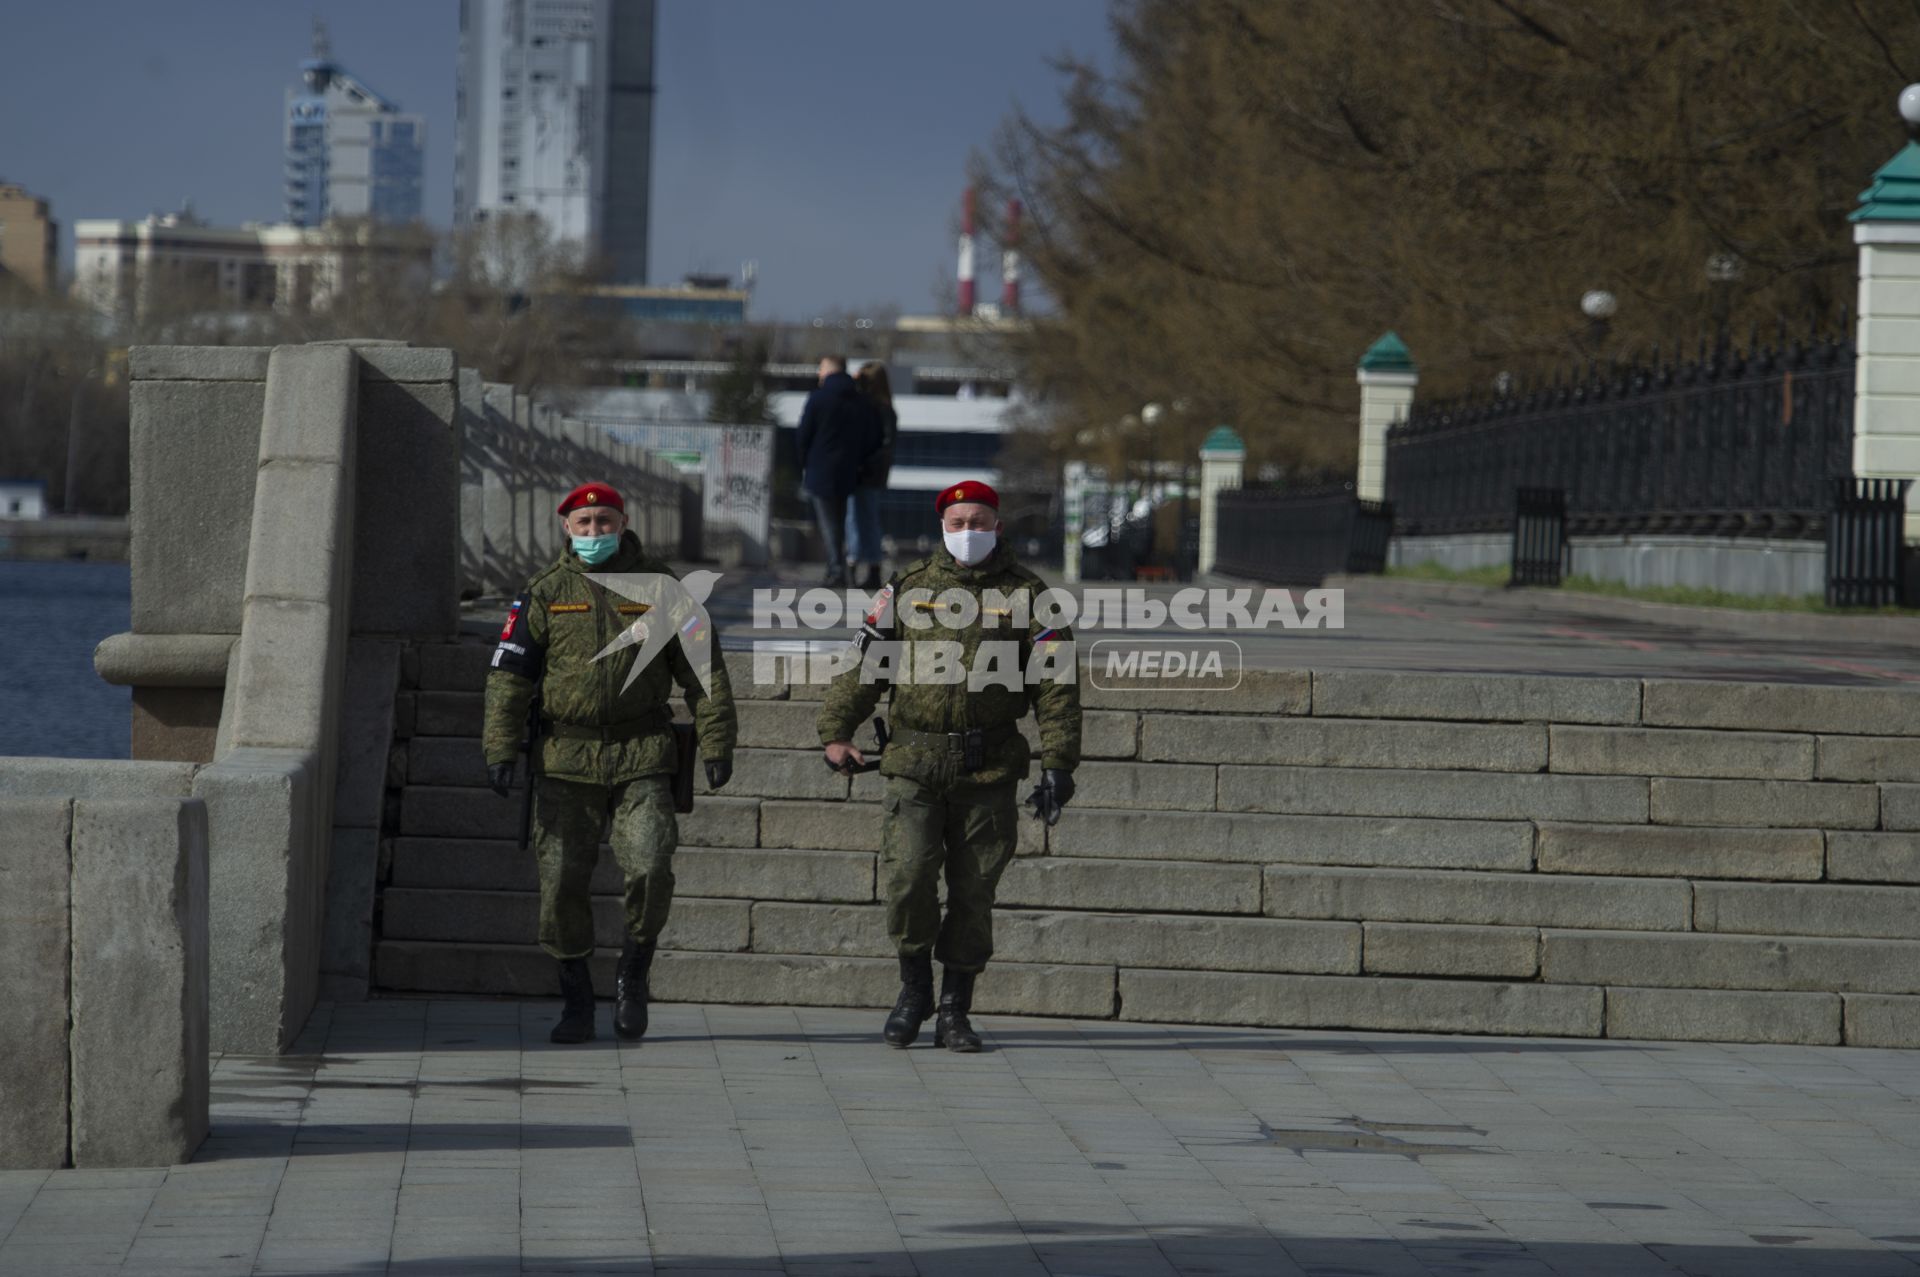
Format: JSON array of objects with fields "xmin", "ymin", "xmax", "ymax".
[{"xmin": 572, "ymin": 533, "xmax": 620, "ymax": 566}]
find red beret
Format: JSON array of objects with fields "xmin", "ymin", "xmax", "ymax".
[
  {"xmin": 935, "ymin": 481, "xmax": 999, "ymax": 514},
  {"xmin": 558, "ymin": 482, "xmax": 624, "ymax": 516}
]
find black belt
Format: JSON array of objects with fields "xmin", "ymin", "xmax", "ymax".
[
  {"xmin": 545, "ymin": 712, "xmax": 668, "ymax": 742},
  {"xmin": 889, "ymin": 722, "xmax": 1019, "ymax": 771}
]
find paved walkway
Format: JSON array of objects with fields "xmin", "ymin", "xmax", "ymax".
[{"xmin": 4, "ymin": 1002, "xmax": 1917, "ymax": 1276}]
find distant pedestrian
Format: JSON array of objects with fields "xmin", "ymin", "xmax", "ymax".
[
  {"xmin": 795, "ymin": 355, "xmax": 882, "ymax": 587},
  {"xmin": 845, "ymin": 361, "xmax": 898, "ymax": 591}
]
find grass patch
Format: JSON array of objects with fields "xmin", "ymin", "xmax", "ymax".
[
  {"xmin": 1558, "ymin": 574, "xmax": 1824, "ymax": 612},
  {"xmin": 1384, "ymin": 562, "xmax": 1920, "ymax": 616},
  {"xmin": 1558, "ymin": 574, "xmax": 1920, "ymax": 616},
  {"xmin": 1383, "ymin": 562, "xmax": 1510, "ymax": 587}
]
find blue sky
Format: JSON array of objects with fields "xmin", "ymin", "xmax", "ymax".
[{"xmin": 0, "ymin": 0, "xmax": 1112, "ymax": 319}]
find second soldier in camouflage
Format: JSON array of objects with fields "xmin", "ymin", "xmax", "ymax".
[{"xmin": 818, "ymin": 480, "xmax": 1082, "ymax": 1051}]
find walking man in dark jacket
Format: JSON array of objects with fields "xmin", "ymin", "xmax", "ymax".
[{"xmin": 796, "ymin": 355, "xmax": 881, "ymax": 586}]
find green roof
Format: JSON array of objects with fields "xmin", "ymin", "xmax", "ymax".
[
  {"xmin": 1358, "ymin": 331, "xmax": 1416, "ymax": 372},
  {"xmin": 1853, "ymin": 141, "xmax": 1920, "ymax": 222},
  {"xmin": 1200, "ymin": 425, "xmax": 1245, "ymax": 454}
]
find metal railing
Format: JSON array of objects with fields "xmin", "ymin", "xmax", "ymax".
[
  {"xmin": 1509, "ymin": 487, "xmax": 1567, "ymax": 587},
  {"xmin": 1827, "ymin": 477, "xmax": 1913, "ymax": 607},
  {"xmin": 1215, "ymin": 485, "xmax": 1393, "ymax": 585},
  {"xmin": 1386, "ymin": 328, "xmax": 1856, "ymax": 539}
]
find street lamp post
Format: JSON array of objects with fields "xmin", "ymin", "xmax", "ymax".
[
  {"xmin": 1706, "ymin": 252, "xmax": 1744, "ymax": 349},
  {"xmin": 1142, "ymin": 402, "xmax": 1165, "ymax": 569},
  {"xmin": 1580, "ymin": 290, "xmax": 1617, "ymax": 357}
]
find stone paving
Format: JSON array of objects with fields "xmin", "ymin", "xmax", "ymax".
[{"xmin": 2, "ymin": 1000, "xmax": 1917, "ymax": 1276}]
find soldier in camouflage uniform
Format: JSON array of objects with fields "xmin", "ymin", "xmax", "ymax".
[
  {"xmin": 818, "ymin": 481, "xmax": 1081, "ymax": 1052},
  {"xmin": 484, "ymin": 482, "xmax": 737, "ymax": 1045}
]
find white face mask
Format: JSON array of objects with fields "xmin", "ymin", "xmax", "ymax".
[{"xmin": 944, "ymin": 527, "xmax": 997, "ymax": 566}]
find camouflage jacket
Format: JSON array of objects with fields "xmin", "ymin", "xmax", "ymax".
[
  {"xmin": 816, "ymin": 541, "xmax": 1081, "ymax": 787},
  {"xmin": 482, "ymin": 530, "xmax": 737, "ymax": 786}
]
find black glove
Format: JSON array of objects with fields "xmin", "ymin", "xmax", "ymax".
[
  {"xmin": 1024, "ymin": 768, "xmax": 1075, "ymax": 826},
  {"xmin": 487, "ymin": 762, "xmax": 516, "ymax": 798},
  {"xmin": 705, "ymin": 758, "xmax": 733, "ymax": 790}
]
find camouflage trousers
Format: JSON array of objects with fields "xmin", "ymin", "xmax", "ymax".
[
  {"xmin": 879, "ymin": 774, "xmax": 1019, "ymax": 973},
  {"xmin": 531, "ymin": 773, "xmax": 678, "ymax": 960}
]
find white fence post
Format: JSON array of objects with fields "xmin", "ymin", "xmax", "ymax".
[
  {"xmin": 1851, "ymin": 91, "xmax": 1920, "ymax": 543},
  {"xmin": 1356, "ymin": 332, "xmax": 1418, "ymax": 504},
  {"xmin": 1197, "ymin": 426, "xmax": 1246, "ymax": 576}
]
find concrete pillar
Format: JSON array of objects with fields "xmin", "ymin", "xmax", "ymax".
[
  {"xmin": 512, "ymin": 394, "xmax": 536, "ymax": 577},
  {"xmin": 532, "ymin": 402, "xmax": 559, "ymax": 567},
  {"xmin": 480, "ymin": 383, "xmax": 519, "ymax": 592},
  {"xmin": 1356, "ymin": 332, "xmax": 1418, "ymax": 504},
  {"xmin": 0, "ymin": 797, "xmax": 72, "ymax": 1168},
  {"xmin": 1851, "ymin": 114, "xmax": 1920, "ymax": 542},
  {"xmin": 456, "ymin": 368, "xmax": 486, "ymax": 599},
  {"xmin": 345, "ymin": 344, "xmax": 459, "ymax": 636},
  {"xmin": 70, "ymin": 797, "xmax": 209, "ymax": 1167},
  {"xmin": 1197, "ymin": 426, "xmax": 1246, "ymax": 575}
]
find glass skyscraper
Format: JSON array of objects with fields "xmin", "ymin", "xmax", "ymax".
[{"xmin": 285, "ymin": 24, "xmax": 426, "ymax": 227}]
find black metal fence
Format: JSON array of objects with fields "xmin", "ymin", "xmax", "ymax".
[
  {"xmin": 1214, "ymin": 486, "xmax": 1393, "ymax": 584},
  {"xmin": 1386, "ymin": 328, "xmax": 1856, "ymax": 539},
  {"xmin": 1509, "ymin": 487, "xmax": 1567, "ymax": 587},
  {"xmin": 1827, "ymin": 477, "xmax": 1913, "ymax": 607}
]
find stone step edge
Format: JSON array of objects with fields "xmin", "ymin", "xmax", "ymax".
[
  {"xmin": 378, "ymin": 888, "xmax": 1363, "ymax": 925},
  {"xmin": 380, "ymin": 884, "xmax": 1920, "ymax": 948},
  {"xmin": 369, "ymin": 942, "xmax": 1912, "ymax": 1047}
]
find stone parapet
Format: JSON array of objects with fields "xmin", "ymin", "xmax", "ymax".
[{"xmin": 0, "ymin": 778, "xmax": 208, "ymax": 1169}]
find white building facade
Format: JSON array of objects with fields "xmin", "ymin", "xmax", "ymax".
[
  {"xmin": 72, "ymin": 213, "xmax": 431, "ymax": 321},
  {"xmin": 455, "ymin": 0, "xmax": 655, "ymax": 282}
]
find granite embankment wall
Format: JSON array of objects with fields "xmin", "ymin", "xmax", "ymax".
[
  {"xmin": 1, "ymin": 340, "xmax": 703, "ymax": 1168},
  {"xmin": 377, "ymin": 654, "xmax": 1920, "ymax": 1050},
  {"xmin": 83, "ymin": 341, "xmax": 702, "ymax": 1058},
  {"xmin": 0, "ymin": 516, "xmax": 129, "ymax": 561},
  {"xmin": 0, "ymin": 762, "xmax": 207, "ymax": 1170}
]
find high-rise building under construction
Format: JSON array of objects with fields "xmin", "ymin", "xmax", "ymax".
[{"xmin": 285, "ymin": 22, "xmax": 426, "ymax": 227}]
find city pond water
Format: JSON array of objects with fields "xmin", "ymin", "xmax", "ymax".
[{"xmin": 0, "ymin": 559, "xmax": 131, "ymax": 759}]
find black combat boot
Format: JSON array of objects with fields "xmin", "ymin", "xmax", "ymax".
[
  {"xmin": 859, "ymin": 565, "xmax": 882, "ymax": 591},
  {"xmin": 933, "ymin": 967, "xmax": 982, "ymax": 1053},
  {"xmin": 882, "ymin": 953, "xmax": 935, "ymax": 1047},
  {"xmin": 550, "ymin": 957, "xmax": 597, "ymax": 1044},
  {"xmin": 614, "ymin": 938, "xmax": 656, "ymax": 1041}
]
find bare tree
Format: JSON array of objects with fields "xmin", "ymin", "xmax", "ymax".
[{"xmin": 986, "ymin": 0, "xmax": 1916, "ymax": 474}]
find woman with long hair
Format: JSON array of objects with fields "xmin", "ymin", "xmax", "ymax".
[{"xmin": 848, "ymin": 361, "xmax": 898, "ymax": 590}]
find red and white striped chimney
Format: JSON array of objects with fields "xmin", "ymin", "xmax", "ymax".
[
  {"xmin": 1001, "ymin": 197, "xmax": 1022, "ymax": 316},
  {"xmin": 957, "ymin": 186, "xmax": 976, "ymax": 317}
]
